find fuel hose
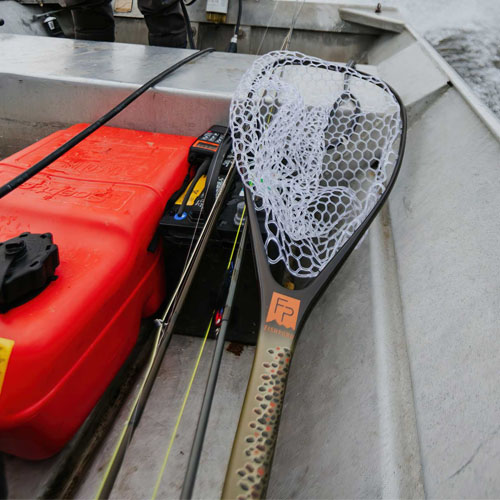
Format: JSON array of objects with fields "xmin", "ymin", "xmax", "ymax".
[{"xmin": 0, "ymin": 47, "xmax": 214, "ymax": 200}]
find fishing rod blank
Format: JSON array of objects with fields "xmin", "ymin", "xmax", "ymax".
[
  {"xmin": 96, "ymin": 163, "xmax": 236, "ymax": 500},
  {"xmin": 0, "ymin": 47, "xmax": 214, "ymax": 199},
  {"xmin": 181, "ymin": 217, "xmax": 248, "ymax": 500}
]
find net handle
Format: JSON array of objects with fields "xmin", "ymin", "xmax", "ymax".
[
  {"xmin": 222, "ymin": 323, "xmax": 294, "ymax": 498},
  {"xmin": 223, "ymin": 71, "xmax": 407, "ymax": 499}
]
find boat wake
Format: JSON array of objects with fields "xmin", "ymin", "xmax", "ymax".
[{"xmin": 398, "ymin": 0, "xmax": 500, "ymax": 118}]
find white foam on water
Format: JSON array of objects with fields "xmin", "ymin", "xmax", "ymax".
[{"xmin": 353, "ymin": 0, "xmax": 500, "ymax": 117}]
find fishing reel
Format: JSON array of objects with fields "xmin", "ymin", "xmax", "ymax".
[{"xmin": 160, "ymin": 125, "xmax": 250, "ymax": 245}]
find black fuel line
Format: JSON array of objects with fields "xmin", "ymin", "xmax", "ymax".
[{"xmin": 0, "ymin": 47, "xmax": 214, "ymax": 200}]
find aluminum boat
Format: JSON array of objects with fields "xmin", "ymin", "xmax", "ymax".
[{"xmin": 0, "ymin": 1, "xmax": 499, "ymax": 498}]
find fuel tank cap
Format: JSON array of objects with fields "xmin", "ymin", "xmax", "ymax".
[{"xmin": 0, "ymin": 232, "xmax": 59, "ymax": 312}]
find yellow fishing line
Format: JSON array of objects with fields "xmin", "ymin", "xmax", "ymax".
[
  {"xmin": 95, "ymin": 326, "xmax": 162, "ymax": 500},
  {"xmin": 152, "ymin": 205, "xmax": 246, "ymax": 499},
  {"xmin": 97, "ymin": 202, "xmax": 247, "ymax": 500},
  {"xmin": 151, "ymin": 318, "xmax": 212, "ymax": 500},
  {"xmin": 227, "ymin": 204, "xmax": 246, "ymax": 270}
]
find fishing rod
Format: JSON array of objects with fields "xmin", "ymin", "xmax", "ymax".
[
  {"xmin": 227, "ymin": 0, "xmax": 243, "ymax": 52},
  {"xmin": 180, "ymin": 211, "xmax": 248, "ymax": 499},
  {"xmin": 96, "ymin": 160, "xmax": 237, "ymax": 499},
  {"xmin": 150, "ymin": 207, "xmax": 247, "ymax": 500},
  {"xmin": 97, "ymin": 8, "xmax": 312, "ymax": 496},
  {"xmin": 0, "ymin": 47, "xmax": 214, "ymax": 199},
  {"xmin": 96, "ymin": 123, "xmax": 233, "ymax": 497},
  {"xmin": 151, "ymin": 13, "xmax": 314, "ymax": 497},
  {"xmin": 280, "ymin": 0, "xmax": 305, "ymax": 51}
]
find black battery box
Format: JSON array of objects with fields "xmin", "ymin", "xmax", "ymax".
[{"xmin": 159, "ymin": 126, "xmax": 264, "ymax": 345}]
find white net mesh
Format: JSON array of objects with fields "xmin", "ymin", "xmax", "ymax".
[{"xmin": 230, "ymin": 51, "xmax": 403, "ymax": 278}]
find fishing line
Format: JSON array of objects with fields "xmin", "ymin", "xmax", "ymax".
[
  {"xmin": 226, "ymin": 205, "xmax": 246, "ymax": 269},
  {"xmin": 151, "ymin": 318, "xmax": 213, "ymax": 500},
  {"xmin": 95, "ymin": 327, "xmax": 162, "ymax": 500},
  {"xmin": 94, "ymin": 164, "xmax": 236, "ymax": 499},
  {"xmin": 180, "ymin": 208, "xmax": 247, "ymax": 500},
  {"xmin": 151, "ymin": 204, "xmax": 247, "ymax": 498},
  {"xmin": 256, "ymin": 0, "xmax": 280, "ymax": 55}
]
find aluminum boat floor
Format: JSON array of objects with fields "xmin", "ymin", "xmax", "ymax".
[
  {"xmin": 2, "ymin": 24, "xmax": 500, "ymax": 498},
  {"xmin": 5, "ymin": 335, "xmax": 255, "ymax": 499}
]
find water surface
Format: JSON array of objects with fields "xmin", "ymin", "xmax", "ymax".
[{"xmin": 370, "ymin": 0, "xmax": 500, "ymax": 117}]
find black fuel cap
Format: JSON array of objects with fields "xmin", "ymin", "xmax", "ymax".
[{"xmin": 0, "ymin": 232, "xmax": 59, "ymax": 312}]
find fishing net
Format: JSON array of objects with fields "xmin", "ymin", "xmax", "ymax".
[{"xmin": 230, "ymin": 51, "xmax": 403, "ymax": 278}]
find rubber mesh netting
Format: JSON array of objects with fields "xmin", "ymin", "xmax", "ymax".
[{"xmin": 230, "ymin": 51, "xmax": 403, "ymax": 278}]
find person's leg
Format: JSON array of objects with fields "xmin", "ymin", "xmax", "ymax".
[
  {"xmin": 138, "ymin": 0, "xmax": 186, "ymax": 48},
  {"xmin": 64, "ymin": 0, "xmax": 115, "ymax": 42}
]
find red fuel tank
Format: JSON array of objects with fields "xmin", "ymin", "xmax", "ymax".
[{"xmin": 0, "ymin": 125, "xmax": 194, "ymax": 459}]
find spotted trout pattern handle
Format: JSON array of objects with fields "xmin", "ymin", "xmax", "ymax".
[{"xmin": 222, "ymin": 329, "xmax": 294, "ymax": 499}]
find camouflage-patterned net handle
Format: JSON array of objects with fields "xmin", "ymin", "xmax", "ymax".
[
  {"xmin": 223, "ymin": 50, "xmax": 405, "ymax": 499},
  {"xmin": 223, "ymin": 330, "xmax": 293, "ymax": 499}
]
